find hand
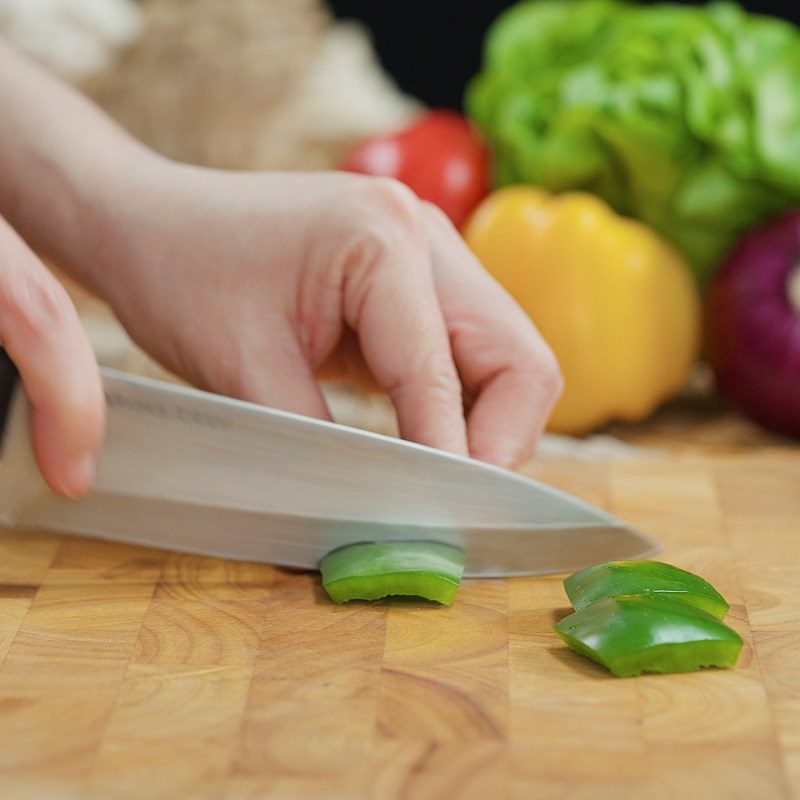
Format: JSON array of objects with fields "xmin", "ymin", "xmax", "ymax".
[
  {"xmin": 95, "ymin": 162, "xmax": 562, "ymax": 468},
  {"xmin": 0, "ymin": 214, "xmax": 104, "ymax": 497}
]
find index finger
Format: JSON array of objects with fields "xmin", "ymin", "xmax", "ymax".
[
  {"xmin": 340, "ymin": 188, "xmax": 468, "ymax": 457},
  {"xmin": 423, "ymin": 205, "xmax": 563, "ymax": 468}
]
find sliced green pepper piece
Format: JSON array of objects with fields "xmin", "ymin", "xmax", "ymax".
[
  {"xmin": 564, "ymin": 560, "xmax": 729, "ymax": 618},
  {"xmin": 320, "ymin": 541, "xmax": 466, "ymax": 605},
  {"xmin": 555, "ymin": 595, "xmax": 743, "ymax": 677}
]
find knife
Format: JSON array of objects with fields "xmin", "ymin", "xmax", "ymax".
[{"xmin": 0, "ymin": 350, "xmax": 657, "ymax": 577}]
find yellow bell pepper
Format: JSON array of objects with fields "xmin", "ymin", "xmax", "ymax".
[{"xmin": 463, "ymin": 187, "xmax": 700, "ymax": 434}]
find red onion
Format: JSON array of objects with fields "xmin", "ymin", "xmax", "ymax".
[{"xmin": 705, "ymin": 211, "xmax": 800, "ymax": 438}]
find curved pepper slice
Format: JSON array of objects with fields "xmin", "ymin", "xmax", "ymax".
[
  {"xmin": 320, "ymin": 541, "xmax": 466, "ymax": 605},
  {"xmin": 555, "ymin": 595, "xmax": 743, "ymax": 677},
  {"xmin": 564, "ymin": 560, "xmax": 729, "ymax": 618}
]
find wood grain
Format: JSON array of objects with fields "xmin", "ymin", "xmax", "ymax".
[{"xmin": 0, "ymin": 454, "xmax": 797, "ymax": 799}]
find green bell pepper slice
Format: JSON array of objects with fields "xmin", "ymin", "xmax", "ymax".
[
  {"xmin": 564, "ymin": 560, "xmax": 729, "ymax": 618},
  {"xmin": 320, "ymin": 541, "xmax": 466, "ymax": 605},
  {"xmin": 555, "ymin": 595, "xmax": 743, "ymax": 677}
]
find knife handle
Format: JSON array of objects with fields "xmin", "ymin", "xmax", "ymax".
[{"xmin": 0, "ymin": 348, "xmax": 19, "ymax": 441}]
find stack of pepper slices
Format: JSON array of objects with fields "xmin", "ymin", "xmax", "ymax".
[{"xmin": 555, "ymin": 561, "xmax": 743, "ymax": 677}]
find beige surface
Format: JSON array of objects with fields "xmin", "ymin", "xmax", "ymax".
[{"xmin": 0, "ymin": 454, "xmax": 797, "ymax": 799}]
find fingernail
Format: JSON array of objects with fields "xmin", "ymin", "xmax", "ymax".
[{"xmin": 61, "ymin": 452, "xmax": 98, "ymax": 499}]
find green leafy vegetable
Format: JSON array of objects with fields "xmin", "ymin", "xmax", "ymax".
[
  {"xmin": 555, "ymin": 595, "xmax": 743, "ymax": 676},
  {"xmin": 466, "ymin": 0, "xmax": 800, "ymax": 282},
  {"xmin": 320, "ymin": 541, "xmax": 466, "ymax": 604},
  {"xmin": 564, "ymin": 560, "xmax": 729, "ymax": 618}
]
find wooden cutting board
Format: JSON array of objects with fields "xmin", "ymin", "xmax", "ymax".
[{"xmin": 0, "ymin": 453, "xmax": 797, "ymax": 800}]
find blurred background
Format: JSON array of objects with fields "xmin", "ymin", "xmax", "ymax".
[
  {"xmin": 2, "ymin": 0, "xmax": 799, "ymax": 459},
  {"xmin": 330, "ymin": 0, "xmax": 800, "ymax": 108}
]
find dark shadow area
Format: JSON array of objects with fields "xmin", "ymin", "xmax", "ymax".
[
  {"xmin": 550, "ymin": 606, "xmax": 573, "ymax": 625},
  {"xmin": 309, "ymin": 576, "xmax": 446, "ymax": 608},
  {"xmin": 276, "ymin": 566, "xmax": 314, "ymax": 576},
  {"xmin": 546, "ymin": 644, "xmax": 615, "ymax": 679},
  {"xmin": 378, "ymin": 595, "xmax": 445, "ymax": 609},
  {"xmin": 310, "ymin": 573, "xmax": 332, "ymax": 605}
]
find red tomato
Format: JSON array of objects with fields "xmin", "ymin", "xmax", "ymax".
[{"xmin": 339, "ymin": 110, "xmax": 491, "ymax": 228}]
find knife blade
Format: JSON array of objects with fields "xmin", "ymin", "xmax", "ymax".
[{"xmin": 0, "ymin": 356, "xmax": 658, "ymax": 577}]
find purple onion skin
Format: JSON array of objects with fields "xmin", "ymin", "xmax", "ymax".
[{"xmin": 706, "ymin": 211, "xmax": 800, "ymax": 438}]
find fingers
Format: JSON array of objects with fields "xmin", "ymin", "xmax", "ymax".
[
  {"xmin": 0, "ymin": 217, "xmax": 105, "ymax": 497},
  {"xmin": 423, "ymin": 205, "xmax": 563, "ymax": 468},
  {"xmin": 341, "ymin": 181, "xmax": 468, "ymax": 457},
  {"xmin": 462, "ymin": 363, "xmax": 561, "ymax": 468}
]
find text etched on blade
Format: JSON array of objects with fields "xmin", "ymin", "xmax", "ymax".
[{"xmin": 105, "ymin": 390, "xmax": 232, "ymax": 431}]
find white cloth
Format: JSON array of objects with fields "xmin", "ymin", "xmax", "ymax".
[{"xmin": 0, "ymin": 0, "xmax": 142, "ymax": 79}]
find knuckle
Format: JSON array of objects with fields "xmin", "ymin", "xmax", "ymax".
[
  {"xmin": 421, "ymin": 200, "xmax": 454, "ymax": 229},
  {"xmin": 420, "ymin": 350, "xmax": 462, "ymax": 403},
  {"xmin": 538, "ymin": 348, "xmax": 564, "ymax": 399},
  {"xmin": 515, "ymin": 337, "xmax": 563, "ymax": 400},
  {"xmin": 355, "ymin": 177, "xmax": 421, "ymax": 233},
  {"xmin": 339, "ymin": 179, "xmax": 429, "ymax": 280},
  {"xmin": 63, "ymin": 376, "xmax": 105, "ymax": 436},
  {"xmin": 369, "ymin": 176, "xmax": 419, "ymax": 211},
  {"xmin": 0, "ymin": 261, "xmax": 74, "ymax": 337},
  {"xmin": 387, "ymin": 347, "xmax": 461, "ymax": 407}
]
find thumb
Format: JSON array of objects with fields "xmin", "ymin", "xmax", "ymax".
[{"xmin": 0, "ymin": 217, "xmax": 105, "ymax": 497}]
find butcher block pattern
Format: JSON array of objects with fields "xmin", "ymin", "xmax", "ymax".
[{"xmin": 0, "ymin": 455, "xmax": 797, "ymax": 799}]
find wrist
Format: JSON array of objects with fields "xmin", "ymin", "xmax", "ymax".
[
  {"xmin": 0, "ymin": 37, "xmax": 172, "ymax": 304},
  {"xmin": 0, "ymin": 129, "xmax": 167, "ymax": 304},
  {"xmin": 65, "ymin": 145, "xmax": 170, "ymax": 302}
]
